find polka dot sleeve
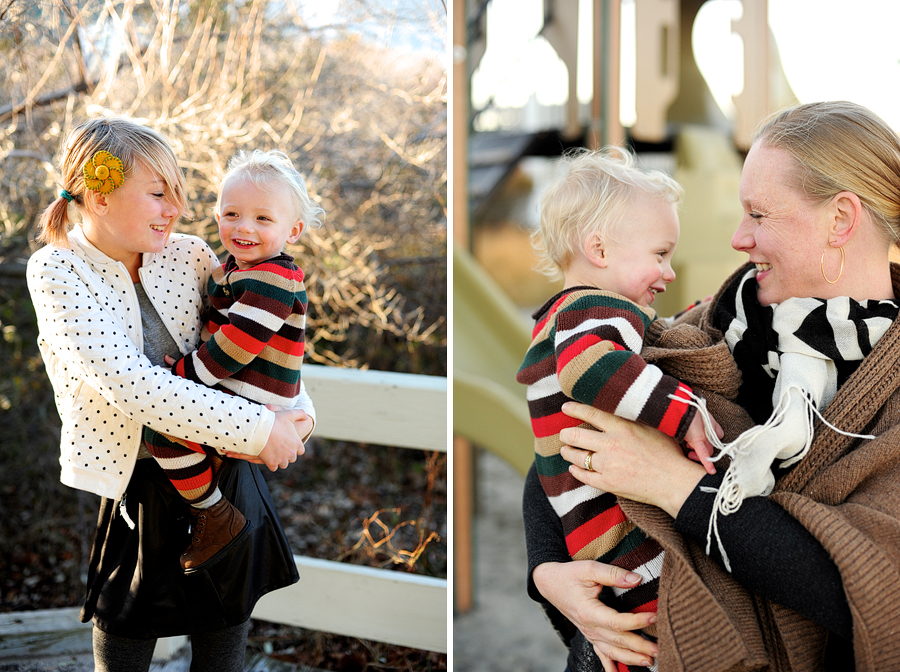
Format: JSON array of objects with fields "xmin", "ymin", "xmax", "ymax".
[{"xmin": 27, "ymin": 241, "xmax": 273, "ymax": 457}]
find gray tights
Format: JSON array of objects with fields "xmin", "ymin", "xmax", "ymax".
[{"xmin": 92, "ymin": 620, "xmax": 251, "ymax": 672}]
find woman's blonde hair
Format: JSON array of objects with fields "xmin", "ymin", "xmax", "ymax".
[
  {"xmin": 754, "ymin": 100, "xmax": 900, "ymax": 245},
  {"xmin": 533, "ymin": 146, "xmax": 683, "ymax": 278},
  {"xmin": 217, "ymin": 150, "xmax": 324, "ymax": 231},
  {"xmin": 37, "ymin": 117, "xmax": 187, "ymax": 247}
]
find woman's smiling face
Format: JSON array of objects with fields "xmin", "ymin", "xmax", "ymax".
[{"xmin": 731, "ymin": 142, "xmax": 831, "ymax": 306}]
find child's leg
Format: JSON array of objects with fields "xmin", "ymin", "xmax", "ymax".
[
  {"xmin": 143, "ymin": 429, "xmax": 222, "ymax": 509},
  {"xmin": 143, "ymin": 429, "xmax": 248, "ymax": 570}
]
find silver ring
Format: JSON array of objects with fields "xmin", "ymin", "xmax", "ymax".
[{"xmin": 584, "ymin": 452, "xmax": 593, "ymax": 472}]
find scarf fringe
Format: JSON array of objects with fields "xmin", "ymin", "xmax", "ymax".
[{"xmin": 670, "ymin": 389, "xmax": 873, "ymax": 572}]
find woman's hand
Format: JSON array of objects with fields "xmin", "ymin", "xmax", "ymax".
[
  {"xmin": 227, "ymin": 406, "xmax": 308, "ymax": 471},
  {"xmin": 533, "ymin": 561, "xmax": 658, "ymax": 671},
  {"xmin": 559, "ymin": 402, "xmax": 706, "ymax": 518}
]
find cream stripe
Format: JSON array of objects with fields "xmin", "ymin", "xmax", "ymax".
[
  {"xmin": 525, "ymin": 372, "xmax": 562, "ymax": 402},
  {"xmin": 614, "ymin": 365, "xmax": 663, "ymax": 421},
  {"xmin": 549, "ymin": 483, "xmax": 604, "ymax": 518},
  {"xmin": 556, "ymin": 316, "xmax": 644, "ymax": 354}
]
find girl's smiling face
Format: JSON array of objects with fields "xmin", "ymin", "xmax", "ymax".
[
  {"xmin": 732, "ymin": 143, "xmax": 831, "ymax": 306},
  {"xmin": 80, "ymin": 161, "xmax": 180, "ymax": 278},
  {"xmin": 216, "ymin": 174, "xmax": 304, "ymax": 270}
]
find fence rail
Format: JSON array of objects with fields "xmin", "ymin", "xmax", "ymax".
[{"xmin": 253, "ymin": 364, "xmax": 448, "ymax": 653}]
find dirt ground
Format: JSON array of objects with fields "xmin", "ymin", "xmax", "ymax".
[{"xmin": 453, "ymin": 451, "xmax": 568, "ymax": 672}]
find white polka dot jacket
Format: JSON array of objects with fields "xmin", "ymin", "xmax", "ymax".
[{"xmin": 26, "ymin": 227, "xmax": 314, "ymax": 501}]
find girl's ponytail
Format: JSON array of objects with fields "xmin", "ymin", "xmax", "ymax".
[{"xmin": 37, "ymin": 196, "xmax": 74, "ymax": 247}]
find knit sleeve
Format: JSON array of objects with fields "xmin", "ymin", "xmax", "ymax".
[
  {"xmin": 25, "ymin": 247, "xmax": 274, "ymax": 456},
  {"xmin": 553, "ymin": 293, "xmax": 696, "ymax": 441},
  {"xmin": 172, "ymin": 260, "xmax": 306, "ymax": 387},
  {"xmin": 674, "ymin": 472, "xmax": 852, "ymax": 639},
  {"xmin": 522, "ymin": 462, "xmax": 581, "ymax": 645}
]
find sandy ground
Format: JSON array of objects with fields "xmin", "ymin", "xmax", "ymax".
[{"xmin": 453, "ymin": 451, "xmax": 568, "ymax": 671}]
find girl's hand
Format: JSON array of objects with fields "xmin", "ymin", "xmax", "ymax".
[
  {"xmin": 559, "ymin": 402, "xmax": 705, "ymax": 518},
  {"xmin": 243, "ymin": 406, "xmax": 307, "ymax": 471},
  {"xmin": 533, "ymin": 561, "xmax": 658, "ymax": 671}
]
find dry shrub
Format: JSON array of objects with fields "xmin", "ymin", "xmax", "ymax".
[{"xmin": 0, "ymin": 0, "xmax": 447, "ymax": 375}]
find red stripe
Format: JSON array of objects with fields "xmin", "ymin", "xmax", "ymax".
[
  {"xmin": 268, "ymin": 332, "xmax": 305, "ymax": 356},
  {"xmin": 556, "ymin": 333, "xmax": 612, "ymax": 371},
  {"xmin": 566, "ymin": 505, "xmax": 628, "ymax": 556},
  {"xmin": 219, "ymin": 324, "xmax": 267, "ymax": 355},
  {"xmin": 633, "ymin": 598, "xmax": 658, "ymax": 614},
  {"xmin": 658, "ymin": 383, "xmax": 692, "ymax": 436},
  {"xmin": 245, "ymin": 261, "xmax": 303, "ymax": 281},
  {"xmin": 531, "ymin": 411, "xmax": 581, "ymax": 439},
  {"xmin": 171, "ymin": 468, "xmax": 213, "ymax": 492}
]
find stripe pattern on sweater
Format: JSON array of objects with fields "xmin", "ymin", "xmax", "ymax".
[
  {"xmin": 145, "ymin": 253, "xmax": 306, "ymax": 505},
  {"xmin": 517, "ymin": 287, "xmax": 696, "ymax": 616},
  {"xmin": 174, "ymin": 253, "xmax": 306, "ymax": 406}
]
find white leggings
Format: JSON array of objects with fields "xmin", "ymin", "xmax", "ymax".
[{"xmin": 92, "ymin": 620, "xmax": 251, "ymax": 672}]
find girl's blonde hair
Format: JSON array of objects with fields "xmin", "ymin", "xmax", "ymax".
[
  {"xmin": 217, "ymin": 150, "xmax": 324, "ymax": 231},
  {"xmin": 755, "ymin": 100, "xmax": 900, "ymax": 245},
  {"xmin": 38, "ymin": 117, "xmax": 187, "ymax": 247},
  {"xmin": 533, "ymin": 146, "xmax": 683, "ymax": 279}
]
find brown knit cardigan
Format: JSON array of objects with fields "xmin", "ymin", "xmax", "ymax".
[{"xmin": 622, "ymin": 263, "xmax": 900, "ymax": 672}]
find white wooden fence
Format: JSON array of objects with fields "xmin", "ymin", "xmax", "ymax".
[
  {"xmin": 0, "ymin": 364, "xmax": 448, "ymax": 659},
  {"xmin": 252, "ymin": 364, "xmax": 448, "ymax": 653}
]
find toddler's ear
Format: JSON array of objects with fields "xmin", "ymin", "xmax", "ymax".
[
  {"xmin": 584, "ymin": 232, "xmax": 608, "ymax": 268},
  {"xmin": 287, "ymin": 219, "xmax": 305, "ymax": 244}
]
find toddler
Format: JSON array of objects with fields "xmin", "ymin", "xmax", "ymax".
[
  {"xmin": 516, "ymin": 148, "xmax": 722, "ymax": 647},
  {"xmin": 144, "ymin": 149, "xmax": 323, "ymax": 571}
]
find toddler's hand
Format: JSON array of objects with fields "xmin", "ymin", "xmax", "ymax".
[{"xmin": 683, "ymin": 412, "xmax": 723, "ymax": 475}]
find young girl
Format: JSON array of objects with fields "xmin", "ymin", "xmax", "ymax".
[
  {"xmin": 143, "ymin": 149, "xmax": 323, "ymax": 571},
  {"xmin": 27, "ymin": 117, "xmax": 313, "ymax": 672}
]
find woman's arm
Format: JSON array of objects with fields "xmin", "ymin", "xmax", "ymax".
[
  {"xmin": 560, "ymin": 402, "xmax": 853, "ymax": 638},
  {"xmin": 523, "ymin": 464, "xmax": 660, "ymax": 671},
  {"xmin": 675, "ymin": 472, "xmax": 852, "ymax": 639}
]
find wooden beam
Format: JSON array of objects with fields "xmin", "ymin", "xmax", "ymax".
[
  {"xmin": 302, "ymin": 365, "xmax": 446, "ymax": 452},
  {"xmin": 253, "ymin": 556, "xmax": 447, "ymax": 653}
]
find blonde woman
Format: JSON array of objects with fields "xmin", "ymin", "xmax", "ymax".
[{"xmin": 525, "ymin": 101, "xmax": 900, "ymax": 671}]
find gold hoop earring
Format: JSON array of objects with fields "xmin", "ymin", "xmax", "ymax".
[{"xmin": 821, "ymin": 245, "xmax": 845, "ymax": 284}]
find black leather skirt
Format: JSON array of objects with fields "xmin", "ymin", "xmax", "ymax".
[{"xmin": 80, "ymin": 458, "xmax": 299, "ymax": 639}]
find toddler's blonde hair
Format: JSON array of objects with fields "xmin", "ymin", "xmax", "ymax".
[
  {"xmin": 38, "ymin": 117, "xmax": 187, "ymax": 247},
  {"xmin": 534, "ymin": 147, "xmax": 683, "ymax": 279},
  {"xmin": 218, "ymin": 150, "xmax": 324, "ymax": 231}
]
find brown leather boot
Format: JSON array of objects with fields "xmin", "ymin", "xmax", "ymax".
[{"xmin": 180, "ymin": 497, "xmax": 248, "ymax": 571}]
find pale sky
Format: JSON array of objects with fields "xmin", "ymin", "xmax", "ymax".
[{"xmin": 470, "ymin": 0, "xmax": 900, "ymax": 133}]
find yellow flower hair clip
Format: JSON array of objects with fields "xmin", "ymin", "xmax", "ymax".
[{"xmin": 83, "ymin": 150, "xmax": 125, "ymax": 195}]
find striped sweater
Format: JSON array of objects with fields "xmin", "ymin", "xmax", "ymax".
[
  {"xmin": 171, "ymin": 253, "xmax": 307, "ymax": 406},
  {"xmin": 516, "ymin": 287, "xmax": 697, "ymax": 623}
]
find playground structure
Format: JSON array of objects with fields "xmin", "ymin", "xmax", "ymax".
[{"xmin": 453, "ymin": 0, "xmax": 798, "ymax": 611}]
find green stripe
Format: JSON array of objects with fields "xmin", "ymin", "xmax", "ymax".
[
  {"xmin": 535, "ymin": 452, "xmax": 570, "ymax": 477},
  {"xmin": 597, "ymin": 525, "xmax": 647, "ymax": 564},
  {"xmin": 569, "ymin": 349, "xmax": 631, "ymax": 404},
  {"xmin": 566, "ymin": 294, "xmax": 655, "ymax": 329}
]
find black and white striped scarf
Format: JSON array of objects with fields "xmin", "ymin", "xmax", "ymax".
[{"xmin": 691, "ymin": 267, "xmax": 899, "ymax": 569}]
